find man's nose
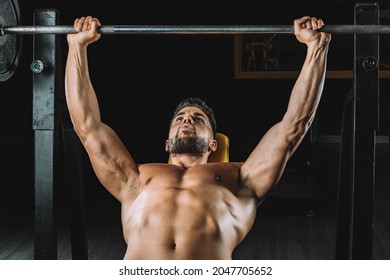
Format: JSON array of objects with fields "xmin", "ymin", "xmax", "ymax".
[{"xmin": 183, "ymin": 117, "xmax": 192, "ymax": 123}]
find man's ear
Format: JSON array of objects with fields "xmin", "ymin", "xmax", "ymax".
[
  {"xmin": 209, "ymin": 139, "xmax": 217, "ymax": 152},
  {"xmin": 165, "ymin": 140, "xmax": 169, "ymax": 152}
]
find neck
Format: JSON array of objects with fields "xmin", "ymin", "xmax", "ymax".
[{"xmin": 170, "ymin": 153, "xmax": 208, "ymax": 168}]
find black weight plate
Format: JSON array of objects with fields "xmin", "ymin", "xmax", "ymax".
[{"xmin": 0, "ymin": 0, "xmax": 22, "ymax": 82}]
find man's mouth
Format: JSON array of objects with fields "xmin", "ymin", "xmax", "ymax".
[
  {"xmin": 177, "ymin": 125, "xmax": 196, "ymax": 138},
  {"xmin": 179, "ymin": 124, "xmax": 195, "ymax": 132}
]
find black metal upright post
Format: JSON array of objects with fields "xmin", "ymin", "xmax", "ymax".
[
  {"xmin": 351, "ymin": 2, "xmax": 379, "ymax": 259},
  {"xmin": 335, "ymin": 2, "xmax": 379, "ymax": 260},
  {"xmin": 32, "ymin": 9, "xmax": 60, "ymax": 260}
]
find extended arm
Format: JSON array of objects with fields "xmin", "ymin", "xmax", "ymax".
[
  {"xmin": 240, "ymin": 16, "xmax": 331, "ymax": 203},
  {"xmin": 65, "ymin": 16, "xmax": 139, "ymax": 201}
]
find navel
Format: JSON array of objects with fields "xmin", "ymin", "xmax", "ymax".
[{"xmin": 215, "ymin": 175, "xmax": 222, "ymax": 182}]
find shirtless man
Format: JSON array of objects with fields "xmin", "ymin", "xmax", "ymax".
[{"xmin": 65, "ymin": 16, "xmax": 331, "ymax": 259}]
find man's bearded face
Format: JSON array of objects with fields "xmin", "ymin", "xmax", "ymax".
[{"xmin": 167, "ymin": 135, "xmax": 209, "ymax": 154}]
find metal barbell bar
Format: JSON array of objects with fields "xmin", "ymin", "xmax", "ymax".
[{"xmin": 2, "ymin": 24, "xmax": 390, "ymax": 35}]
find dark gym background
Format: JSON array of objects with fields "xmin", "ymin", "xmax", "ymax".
[{"xmin": 1, "ymin": 0, "xmax": 389, "ymax": 259}]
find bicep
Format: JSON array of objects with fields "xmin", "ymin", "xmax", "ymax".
[{"xmin": 82, "ymin": 123, "xmax": 139, "ymax": 201}]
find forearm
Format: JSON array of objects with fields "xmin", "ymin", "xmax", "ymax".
[
  {"xmin": 283, "ymin": 41, "xmax": 329, "ymax": 145},
  {"xmin": 65, "ymin": 43, "xmax": 101, "ymax": 140}
]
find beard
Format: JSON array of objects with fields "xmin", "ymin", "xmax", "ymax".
[{"xmin": 167, "ymin": 136, "xmax": 209, "ymax": 154}]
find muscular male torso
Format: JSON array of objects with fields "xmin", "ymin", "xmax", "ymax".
[{"xmin": 120, "ymin": 162, "xmax": 258, "ymax": 259}]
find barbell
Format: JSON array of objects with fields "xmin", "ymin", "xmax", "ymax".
[
  {"xmin": 1, "ymin": 0, "xmax": 390, "ymax": 81},
  {"xmin": 4, "ymin": 24, "xmax": 390, "ymax": 35}
]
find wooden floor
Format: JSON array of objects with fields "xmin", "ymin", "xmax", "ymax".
[{"xmin": 1, "ymin": 146, "xmax": 389, "ymax": 260}]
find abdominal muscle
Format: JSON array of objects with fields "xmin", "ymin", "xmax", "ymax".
[{"xmin": 120, "ymin": 164, "xmax": 257, "ymax": 260}]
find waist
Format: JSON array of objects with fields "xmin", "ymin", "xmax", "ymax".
[{"xmin": 123, "ymin": 229, "xmax": 231, "ymax": 259}]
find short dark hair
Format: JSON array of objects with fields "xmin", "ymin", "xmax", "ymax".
[{"xmin": 172, "ymin": 97, "xmax": 217, "ymax": 137}]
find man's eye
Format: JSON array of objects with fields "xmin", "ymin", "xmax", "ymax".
[
  {"xmin": 175, "ymin": 117, "xmax": 183, "ymax": 122},
  {"xmin": 194, "ymin": 117, "xmax": 203, "ymax": 123}
]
